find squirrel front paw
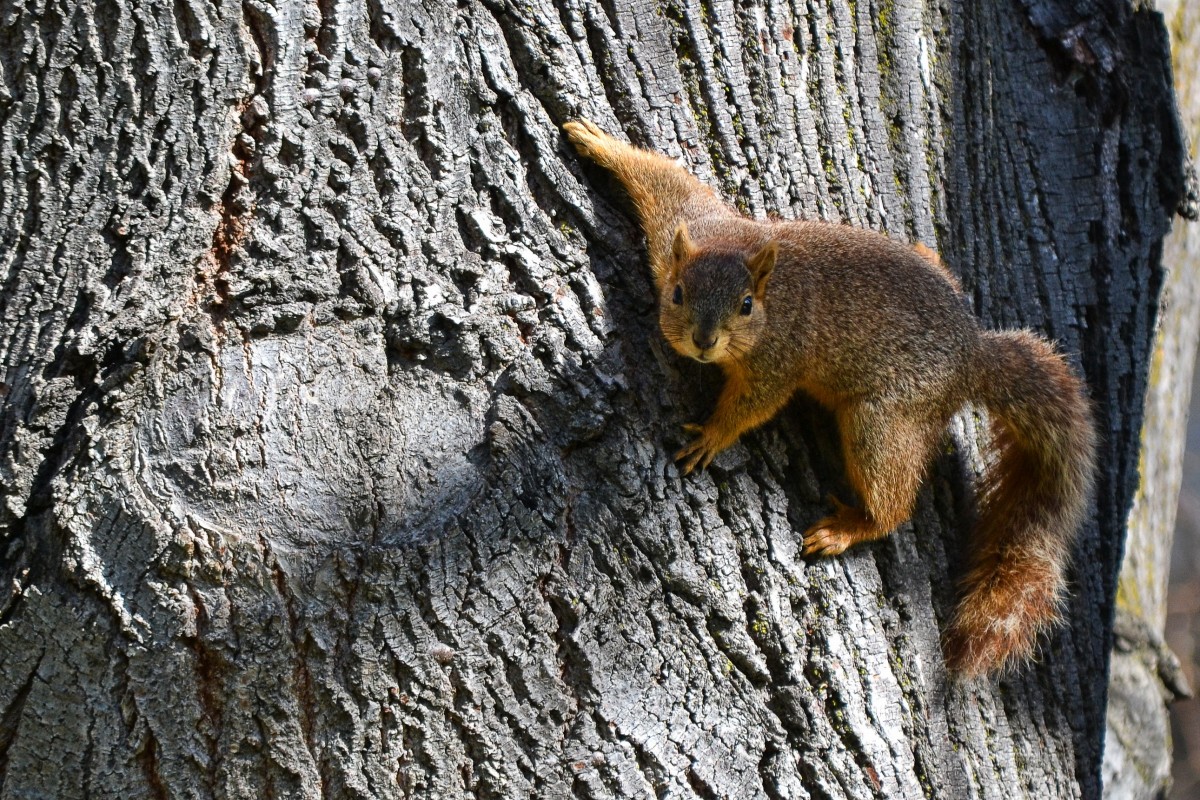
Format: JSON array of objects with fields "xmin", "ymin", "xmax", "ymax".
[{"xmin": 674, "ymin": 423, "xmax": 727, "ymax": 475}]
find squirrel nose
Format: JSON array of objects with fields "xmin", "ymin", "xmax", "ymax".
[{"xmin": 692, "ymin": 331, "xmax": 717, "ymax": 351}]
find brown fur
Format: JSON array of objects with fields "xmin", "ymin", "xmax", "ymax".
[{"xmin": 564, "ymin": 119, "xmax": 1097, "ymax": 677}]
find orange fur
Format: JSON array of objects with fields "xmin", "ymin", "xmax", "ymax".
[
  {"xmin": 913, "ymin": 242, "xmax": 961, "ymax": 290},
  {"xmin": 564, "ymin": 119, "xmax": 1097, "ymax": 676},
  {"xmin": 942, "ymin": 331, "xmax": 1096, "ymax": 675}
]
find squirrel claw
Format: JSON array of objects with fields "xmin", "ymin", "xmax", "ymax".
[
  {"xmin": 674, "ymin": 427, "xmax": 719, "ymax": 475},
  {"xmin": 804, "ymin": 499, "xmax": 883, "ymax": 557},
  {"xmin": 673, "ymin": 443, "xmax": 706, "ymax": 475},
  {"xmin": 802, "ymin": 521, "xmax": 854, "ymax": 557}
]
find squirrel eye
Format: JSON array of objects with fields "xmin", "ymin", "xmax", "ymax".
[
  {"xmin": 672, "ymin": 285, "xmax": 683, "ymax": 305},
  {"xmin": 741, "ymin": 295, "xmax": 753, "ymax": 316}
]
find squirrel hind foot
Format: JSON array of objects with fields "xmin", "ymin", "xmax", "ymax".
[
  {"xmin": 563, "ymin": 118, "xmax": 613, "ymax": 159},
  {"xmin": 803, "ymin": 500, "xmax": 890, "ymax": 556},
  {"xmin": 803, "ymin": 523, "xmax": 855, "ymax": 557}
]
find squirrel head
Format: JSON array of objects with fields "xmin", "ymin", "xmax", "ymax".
[{"xmin": 659, "ymin": 223, "xmax": 777, "ymax": 364}]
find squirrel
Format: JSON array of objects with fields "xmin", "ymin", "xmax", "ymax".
[{"xmin": 563, "ymin": 118, "xmax": 1097, "ymax": 677}]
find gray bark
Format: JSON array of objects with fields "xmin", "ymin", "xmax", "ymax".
[{"xmin": 0, "ymin": 1, "xmax": 1186, "ymax": 799}]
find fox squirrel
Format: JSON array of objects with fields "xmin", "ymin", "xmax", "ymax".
[{"xmin": 563, "ymin": 118, "xmax": 1097, "ymax": 677}]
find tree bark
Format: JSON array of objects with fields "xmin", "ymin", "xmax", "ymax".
[
  {"xmin": 1099, "ymin": 2, "xmax": 1200, "ymax": 799},
  {"xmin": 0, "ymin": 1, "xmax": 1186, "ymax": 799},
  {"xmin": 1101, "ymin": 2, "xmax": 1200, "ymax": 798}
]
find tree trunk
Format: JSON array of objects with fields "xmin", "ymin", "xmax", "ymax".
[
  {"xmin": 0, "ymin": 1, "xmax": 1186, "ymax": 798},
  {"xmin": 1101, "ymin": 1, "xmax": 1200, "ymax": 798}
]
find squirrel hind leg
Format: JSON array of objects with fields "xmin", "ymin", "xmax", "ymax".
[{"xmin": 803, "ymin": 403, "xmax": 943, "ymax": 556}]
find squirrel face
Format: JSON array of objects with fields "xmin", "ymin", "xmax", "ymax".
[{"xmin": 659, "ymin": 224, "xmax": 777, "ymax": 364}]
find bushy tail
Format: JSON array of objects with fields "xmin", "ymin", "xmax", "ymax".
[{"xmin": 943, "ymin": 331, "xmax": 1097, "ymax": 676}]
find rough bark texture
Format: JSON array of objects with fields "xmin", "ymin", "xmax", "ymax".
[
  {"xmin": 1104, "ymin": 229, "xmax": 1198, "ymax": 800},
  {"xmin": 0, "ymin": 1, "xmax": 1186, "ymax": 799},
  {"xmin": 1101, "ymin": 1, "xmax": 1200, "ymax": 798}
]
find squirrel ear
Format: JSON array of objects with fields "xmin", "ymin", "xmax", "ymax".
[
  {"xmin": 748, "ymin": 240, "xmax": 777, "ymax": 294},
  {"xmin": 672, "ymin": 223, "xmax": 695, "ymax": 266}
]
